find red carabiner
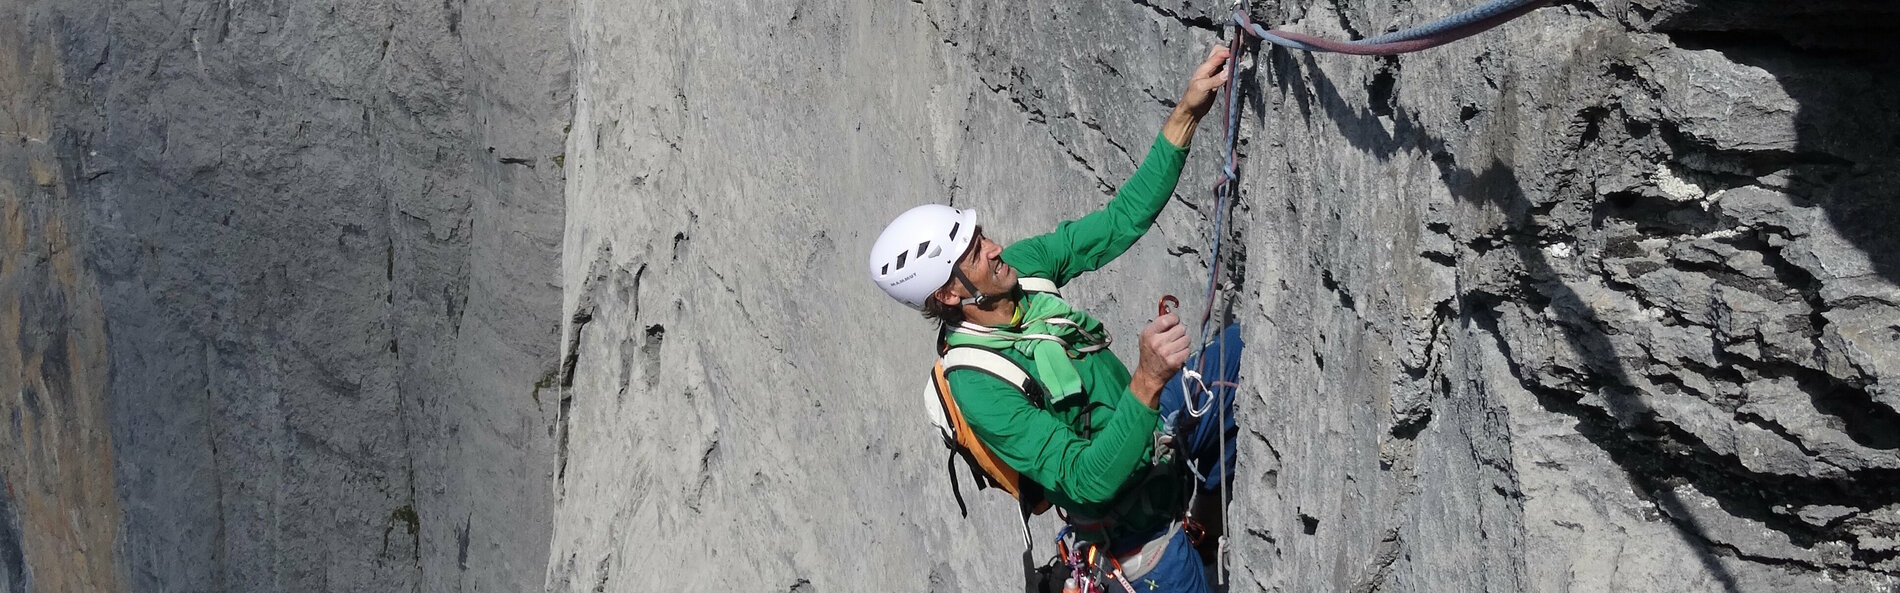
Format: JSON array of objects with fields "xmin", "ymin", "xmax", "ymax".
[{"xmin": 1158, "ymin": 295, "xmax": 1179, "ymax": 317}]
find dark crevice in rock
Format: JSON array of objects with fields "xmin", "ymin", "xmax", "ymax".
[
  {"xmin": 1653, "ymin": 499, "xmax": 1852, "ymax": 575},
  {"xmin": 591, "ymin": 554, "xmax": 612, "ymax": 592},
  {"xmin": 686, "ymin": 432, "xmax": 720, "ymax": 513},
  {"xmin": 977, "ymin": 77, "xmax": 1118, "ymax": 194},
  {"xmin": 1062, "ymin": 112, "xmax": 1134, "ymax": 166},
  {"xmin": 456, "ymin": 513, "xmax": 471, "ymax": 571},
  {"xmin": 1742, "ymin": 358, "xmax": 1900, "ymax": 452},
  {"xmin": 555, "ymin": 393, "xmax": 574, "ymax": 491},
  {"xmin": 554, "ymin": 247, "xmax": 612, "ymax": 495},
  {"xmin": 0, "ymin": 475, "xmax": 21, "ymax": 593},
  {"xmin": 1389, "ymin": 407, "xmax": 1431, "ymax": 441},
  {"xmin": 564, "ymin": 244, "xmax": 613, "ymax": 388},
  {"xmin": 1320, "ymin": 269, "xmax": 1355, "ymax": 312},
  {"xmin": 1656, "ymin": 18, "xmax": 1896, "ymax": 59},
  {"xmin": 1659, "ymin": 128, "xmax": 1854, "ymax": 190},
  {"xmin": 1366, "ymin": 59, "xmax": 1396, "ymax": 119},
  {"xmin": 1126, "ymin": 0, "xmax": 1220, "ymax": 32},
  {"xmin": 1592, "ymin": 189, "xmax": 1720, "ymax": 236},
  {"xmin": 1470, "ymin": 291, "xmax": 1900, "ymax": 565},
  {"xmin": 1348, "ymin": 527, "xmax": 1402, "ymax": 593},
  {"xmin": 1322, "ymin": 0, "xmax": 1363, "ymax": 39}
]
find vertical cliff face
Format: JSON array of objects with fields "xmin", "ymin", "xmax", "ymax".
[
  {"xmin": 1230, "ymin": 0, "xmax": 1900, "ymax": 591},
  {"xmin": 556, "ymin": 0, "xmax": 1898, "ymax": 591},
  {"xmin": 4, "ymin": 0, "xmax": 568, "ymax": 591},
  {"xmin": 7, "ymin": 0, "xmax": 1898, "ymax": 591},
  {"xmin": 548, "ymin": 1, "xmax": 1220, "ymax": 590},
  {"xmin": 3, "ymin": 12, "xmax": 124, "ymax": 593}
]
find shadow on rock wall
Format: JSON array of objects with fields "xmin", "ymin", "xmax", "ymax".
[
  {"xmin": 1645, "ymin": 0, "xmax": 1900, "ymax": 285},
  {"xmin": 0, "ymin": 476, "xmax": 21, "ymax": 593},
  {"xmin": 1267, "ymin": 0, "xmax": 1900, "ymax": 585}
]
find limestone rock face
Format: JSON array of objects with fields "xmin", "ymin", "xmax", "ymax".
[
  {"xmin": 555, "ymin": 0, "xmax": 1900, "ymax": 591},
  {"xmin": 5, "ymin": 0, "xmax": 568, "ymax": 591},
  {"xmin": 1226, "ymin": 1, "xmax": 1900, "ymax": 591},
  {"xmin": 7, "ymin": 0, "xmax": 1899, "ymax": 591}
]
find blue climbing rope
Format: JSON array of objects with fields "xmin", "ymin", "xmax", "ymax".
[
  {"xmin": 1174, "ymin": 1, "xmax": 1551, "ymax": 581},
  {"xmin": 1237, "ymin": 0, "xmax": 1551, "ymax": 56},
  {"xmin": 1188, "ymin": 0, "xmax": 1554, "ymax": 352}
]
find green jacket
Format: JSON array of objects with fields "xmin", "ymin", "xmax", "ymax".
[{"xmin": 945, "ymin": 133, "xmax": 1189, "ymax": 542}]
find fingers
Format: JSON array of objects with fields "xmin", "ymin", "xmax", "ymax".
[
  {"xmin": 1202, "ymin": 45, "xmax": 1232, "ymax": 68},
  {"xmin": 1141, "ymin": 309, "xmax": 1198, "ymax": 375},
  {"xmin": 1192, "ymin": 47, "xmax": 1229, "ymax": 79},
  {"xmin": 1148, "ymin": 320, "xmax": 1191, "ymax": 367},
  {"xmin": 1150, "ymin": 311, "xmax": 1181, "ymax": 332},
  {"xmin": 1191, "ymin": 46, "xmax": 1233, "ymax": 82},
  {"xmin": 1192, "ymin": 74, "xmax": 1229, "ymax": 95}
]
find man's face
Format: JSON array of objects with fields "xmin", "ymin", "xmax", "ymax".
[{"xmin": 937, "ymin": 226, "xmax": 1017, "ymax": 305}]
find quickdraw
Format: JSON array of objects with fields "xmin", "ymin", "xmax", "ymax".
[{"xmin": 1055, "ymin": 538, "xmax": 1140, "ymax": 593}]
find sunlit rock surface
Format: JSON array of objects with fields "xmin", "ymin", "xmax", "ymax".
[{"xmin": 5, "ymin": 0, "xmax": 1896, "ymax": 591}]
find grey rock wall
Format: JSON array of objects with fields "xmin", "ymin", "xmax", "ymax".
[
  {"xmin": 7, "ymin": 0, "xmax": 1897, "ymax": 591},
  {"xmin": 1229, "ymin": 0, "xmax": 1900, "ymax": 591},
  {"xmin": 556, "ymin": 0, "xmax": 1898, "ymax": 592},
  {"xmin": 4, "ymin": 0, "xmax": 568, "ymax": 591},
  {"xmin": 548, "ymin": 1, "xmax": 1222, "ymax": 591}
]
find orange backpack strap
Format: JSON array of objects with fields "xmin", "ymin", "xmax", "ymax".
[{"xmin": 931, "ymin": 347, "xmax": 1054, "ymax": 514}]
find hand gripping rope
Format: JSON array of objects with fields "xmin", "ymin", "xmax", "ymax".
[{"xmin": 1178, "ymin": 0, "xmax": 1551, "ymax": 583}]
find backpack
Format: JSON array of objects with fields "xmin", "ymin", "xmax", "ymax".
[
  {"xmin": 923, "ymin": 278, "xmax": 1077, "ymax": 592},
  {"xmin": 924, "ymin": 277, "xmax": 1064, "ymax": 514},
  {"xmin": 929, "ymin": 344, "xmax": 1055, "ymax": 507}
]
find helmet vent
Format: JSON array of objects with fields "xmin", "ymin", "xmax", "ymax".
[
  {"xmin": 880, "ymin": 264, "xmax": 889, "ymax": 276},
  {"xmin": 948, "ymin": 222, "xmax": 961, "ymax": 240},
  {"xmin": 895, "ymin": 251, "xmax": 908, "ymax": 270},
  {"xmin": 917, "ymin": 241, "xmax": 931, "ymax": 257}
]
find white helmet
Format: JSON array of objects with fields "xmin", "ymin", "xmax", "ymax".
[{"xmin": 869, "ymin": 204, "xmax": 978, "ymax": 309}]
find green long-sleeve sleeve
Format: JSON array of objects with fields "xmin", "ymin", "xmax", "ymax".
[
  {"xmin": 951, "ymin": 371, "xmax": 1161, "ymax": 509},
  {"xmin": 1001, "ymin": 133, "xmax": 1189, "ymax": 286}
]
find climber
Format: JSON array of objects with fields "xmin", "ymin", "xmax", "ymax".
[{"xmin": 869, "ymin": 45, "xmax": 1243, "ymax": 592}]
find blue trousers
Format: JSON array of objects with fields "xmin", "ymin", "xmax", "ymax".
[
  {"xmin": 1159, "ymin": 323, "xmax": 1241, "ymax": 493},
  {"xmin": 1128, "ymin": 324, "xmax": 1241, "ymax": 592}
]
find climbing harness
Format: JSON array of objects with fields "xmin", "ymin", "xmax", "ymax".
[{"xmin": 1052, "ymin": 525, "xmax": 1171, "ymax": 593}]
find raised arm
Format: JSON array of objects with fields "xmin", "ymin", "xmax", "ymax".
[{"xmin": 1001, "ymin": 45, "xmax": 1233, "ymax": 285}]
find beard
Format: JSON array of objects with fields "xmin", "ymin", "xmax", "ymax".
[{"xmin": 973, "ymin": 283, "xmax": 1025, "ymax": 311}]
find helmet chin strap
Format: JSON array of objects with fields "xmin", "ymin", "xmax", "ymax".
[
  {"xmin": 950, "ymin": 267, "xmax": 993, "ymax": 307},
  {"xmin": 950, "ymin": 267, "xmax": 1021, "ymax": 309}
]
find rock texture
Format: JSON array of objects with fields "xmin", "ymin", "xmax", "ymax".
[
  {"xmin": 555, "ymin": 0, "xmax": 1899, "ymax": 591},
  {"xmin": 548, "ymin": 2, "xmax": 1219, "ymax": 591},
  {"xmin": 4, "ymin": 0, "xmax": 568, "ymax": 591},
  {"xmin": 6, "ymin": 0, "xmax": 1898, "ymax": 591},
  {"xmin": 1228, "ymin": 0, "xmax": 1900, "ymax": 591}
]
